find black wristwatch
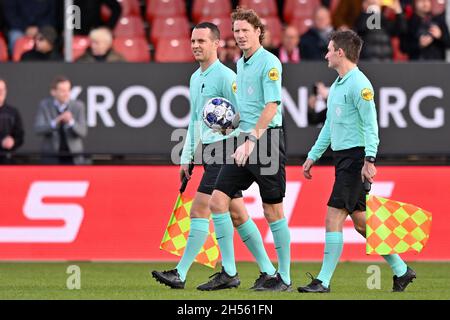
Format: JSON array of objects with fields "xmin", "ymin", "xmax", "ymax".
[
  {"xmin": 246, "ymin": 134, "xmax": 258, "ymax": 143},
  {"xmin": 365, "ymin": 156, "xmax": 376, "ymax": 163}
]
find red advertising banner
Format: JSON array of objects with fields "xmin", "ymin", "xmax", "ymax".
[{"xmin": 0, "ymin": 166, "xmax": 448, "ymax": 261}]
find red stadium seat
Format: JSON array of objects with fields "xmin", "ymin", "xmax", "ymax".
[
  {"xmin": 146, "ymin": 0, "xmax": 186, "ymax": 23},
  {"xmin": 290, "ymin": 17, "xmax": 314, "ymax": 36},
  {"xmin": 101, "ymin": 0, "xmax": 141, "ymax": 21},
  {"xmin": 199, "ymin": 16, "xmax": 233, "ymax": 40},
  {"xmin": 239, "ymin": 0, "xmax": 278, "ymax": 17},
  {"xmin": 0, "ymin": 36, "xmax": 8, "ymax": 62},
  {"xmin": 13, "ymin": 36, "xmax": 34, "ymax": 62},
  {"xmin": 192, "ymin": 0, "xmax": 232, "ymax": 23},
  {"xmin": 113, "ymin": 37, "xmax": 151, "ymax": 62},
  {"xmin": 284, "ymin": 0, "xmax": 321, "ymax": 23},
  {"xmin": 150, "ymin": 16, "xmax": 190, "ymax": 44},
  {"xmin": 391, "ymin": 36, "xmax": 409, "ymax": 62},
  {"xmin": 114, "ymin": 16, "xmax": 146, "ymax": 38},
  {"xmin": 154, "ymin": 38, "xmax": 195, "ymax": 62},
  {"xmin": 72, "ymin": 36, "xmax": 90, "ymax": 61},
  {"xmin": 431, "ymin": 0, "xmax": 446, "ymax": 15},
  {"xmin": 261, "ymin": 16, "xmax": 282, "ymax": 47},
  {"xmin": 329, "ymin": 0, "xmax": 340, "ymax": 13}
]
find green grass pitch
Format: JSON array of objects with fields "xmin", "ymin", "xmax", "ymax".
[{"xmin": 0, "ymin": 262, "xmax": 449, "ymax": 300}]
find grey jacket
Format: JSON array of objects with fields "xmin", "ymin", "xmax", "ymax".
[{"xmin": 34, "ymin": 97, "xmax": 88, "ymax": 164}]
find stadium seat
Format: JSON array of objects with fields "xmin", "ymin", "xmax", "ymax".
[
  {"xmin": 114, "ymin": 16, "xmax": 146, "ymax": 38},
  {"xmin": 192, "ymin": 0, "xmax": 232, "ymax": 23},
  {"xmin": 146, "ymin": 0, "xmax": 186, "ymax": 23},
  {"xmin": 329, "ymin": 0, "xmax": 340, "ymax": 13},
  {"xmin": 72, "ymin": 36, "xmax": 90, "ymax": 61},
  {"xmin": 154, "ymin": 38, "xmax": 195, "ymax": 62},
  {"xmin": 284, "ymin": 0, "xmax": 321, "ymax": 23},
  {"xmin": 289, "ymin": 17, "xmax": 314, "ymax": 36},
  {"xmin": 391, "ymin": 36, "xmax": 409, "ymax": 62},
  {"xmin": 239, "ymin": 0, "xmax": 278, "ymax": 17},
  {"xmin": 0, "ymin": 36, "xmax": 8, "ymax": 62},
  {"xmin": 150, "ymin": 16, "xmax": 190, "ymax": 45},
  {"xmin": 13, "ymin": 36, "xmax": 34, "ymax": 62},
  {"xmin": 101, "ymin": 0, "xmax": 141, "ymax": 22},
  {"xmin": 431, "ymin": 0, "xmax": 446, "ymax": 15},
  {"xmin": 199, "ymin": 16, "xmax": 233, "ymax": 40},
  {"xmin": 260, "ymin": 16, "xmax": 282, "ymax": 47},
  {"xmin": 113, "ymin": 37, "xmax": 151, "ymax": 62}
]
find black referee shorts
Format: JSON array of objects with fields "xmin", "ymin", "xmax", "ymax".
[
  {"xmin": 197, "ymin": 139, "xmax": 242, "ymax": 198},
  {"xmin": 327, "ymin": 147, "xmax": 366, "ymax": 213},
  {"xmin": 214, "ymin": 128, "xmax": 286, "ymax": 204}
]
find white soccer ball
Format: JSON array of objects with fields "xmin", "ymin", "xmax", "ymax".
[{"xmin": 202, "ymin": 97, "xmax": 239, "ymax": 132}]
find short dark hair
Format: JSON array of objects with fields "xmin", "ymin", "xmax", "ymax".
[
  {"xmin": 194, "ymin": 22, "xmax": 221, "ymax": 40},
  {"xmin": 51, "ymin": 75, "xmax": 71, "ymax": 90},
  {"xmin": 330, "ymin": 30, "xmax": 363, "ymax": 63},
  {"xmin": 231, "ymin": 7, "xmax": 265, "ymax": 44}
]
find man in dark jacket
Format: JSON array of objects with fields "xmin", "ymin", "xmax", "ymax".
[
  {"xmin": 73, "ymin": 0, "xmax": 121, "ymax": 36},
  {"xmin": 300, "ymin": 7, "xmax": 334, "ymax": 60},
  {"xmin": 21, "ymin": 26, "xmax": 62, "ymax": 61},
  {"xmin": 401, "ymin": 0, "xmax": 450, "ymax": 60},
  {"xmin": 0, "ymin": 79, "xmax": 24, "ymax": 164},
  {"xmin": 355, "ymin": 0, "xmax": 407, "ymax": 61},
  {"xmin": 3, "ymin": 0, "xmax": 56, "ymax": 52}
]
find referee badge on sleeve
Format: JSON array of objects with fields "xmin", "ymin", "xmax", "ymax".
[
  {"xmin": 268, "ymin": 68, "xmax": 279, "ymax": 81},
  {"xmin": 361, "ymin": 88, "xmax": 374, "ymax": 101}
]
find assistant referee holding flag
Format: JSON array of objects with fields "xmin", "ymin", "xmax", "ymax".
[{"xmin": 298, "ymin": 30, "xmax": 416, "ymax": 293}]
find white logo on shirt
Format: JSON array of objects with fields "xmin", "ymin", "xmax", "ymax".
[
  {"xmin": 247, "ymin": 86, "xmax": 254, "ymax": 95},
  {"xmin": 336, "ymin": 106, "xmax": 342, "ymax": 117}
]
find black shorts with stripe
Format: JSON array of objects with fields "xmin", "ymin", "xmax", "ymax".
[
  {"xmin": 327, "ymin": 146, "xmax": 366, "ymax": 213},
  {"xmin": 198, "ymin": 139, "xmax": 242, "ymax": 198},
  {"xmin": 213, "ymin": 128, "xmax": 286, "ymax": 204}
]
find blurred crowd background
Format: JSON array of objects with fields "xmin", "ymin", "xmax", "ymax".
[{"xmin": 0, "ymin": 0, "xmax": 448, "ymax": 63}]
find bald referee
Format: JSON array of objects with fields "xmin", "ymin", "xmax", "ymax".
[{"xmin": 298, "ymin": 30, "xmax": 416, "ymax": 293}]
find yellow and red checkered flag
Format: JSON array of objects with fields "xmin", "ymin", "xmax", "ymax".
[
  {"xmin": 366, "ymin": 195, "xmax": 432, "ymax": 255},
  {"xmin": 160, "ymin": 164, "xmax": 219, "ymax": 268}
]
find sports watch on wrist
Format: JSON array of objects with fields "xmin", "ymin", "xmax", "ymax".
[
  {"xmin": 365, "ymin": 156, "xmax": 376, "ymax": 163},
  {"xmin": 246, "ymin": 134, "xmax": 258, "ymax": 143}
]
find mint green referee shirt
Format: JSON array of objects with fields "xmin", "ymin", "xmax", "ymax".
[
  {"xmin": 180, "ymin": 59, "xmax": 239, "ymax": 164},
  {"xmin": 236, "ymin": 46, "xmax": 283, "ymax": 132},
  {"xmin": 307, "ymin": 66, "xmax": 379, "ymax": 161}
]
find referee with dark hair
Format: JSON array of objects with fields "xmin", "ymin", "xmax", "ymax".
[{"xmin": 298, "ymin": 30, "xmax": 416, "ymax": 293}]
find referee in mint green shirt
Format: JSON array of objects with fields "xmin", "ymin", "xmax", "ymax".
[
  {"xmin": 298, "ymin": 30, "xmax": 416, "ymax": 294},
  {"xmin": 152, "ymin": 22, "xmax": 275, "ymax": 291},
  {"xmin": 205, "ymin": 8, "xmax": 292, "ymax": 292}
]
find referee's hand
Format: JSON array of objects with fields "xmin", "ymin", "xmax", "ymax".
[
  {"xmin": 361, "ymin": 161, "xmax": 377, "ymax": 183},
  {"xmin": 303, "ymin": 159, "xmax": 314, "ymax": 179},
  {"xmin": 180, "ymin": 164, "xmax": 191, "ymax": 182}
]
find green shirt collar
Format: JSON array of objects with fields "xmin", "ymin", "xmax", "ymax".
[
  {"xmin": 243, "ymin": 46, "xmax": 264, "ymax": 65},
  {"xmin": 200, "ymin": 59, "xmax": 221, "ymax": 76},
  {"xmin": 336, "ymin": 66, "xmax": 359, "ymax": 85}
]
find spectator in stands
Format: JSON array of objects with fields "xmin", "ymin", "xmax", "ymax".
[
  {"xmin": 401, "ymin": 0, "xmax": 450, "ymax": 60},
  {"xmin": 72, "ymin": 0, "xmax": 122, "ymax": 36},
  {"xmin": 21, "ymin": 26, "xmax": 62, "ymax": 61},
  {"xmin": 3, "ymin": 0, "xmax": 57, "ymax": 52},
  {"xmin": 262, "ymin": 29, "xmax": 278, "ymax": 55},
  {"xmin": 0, "ymin": 79, "xmax": 24, "ymax": 164},
  {"xmin": 332, "ymin": 0, "xmax": 363, "ymax": 30},
  {"xmin": 308, "ymin": 82, "xmax": 328, "ymax": 126},
  {"xmin": 76, "ymin": 27, "xmax": 125, "ymax": 62},
  {"xmin": 300, "ymin": 7, "xmax": 334, "ymax": 60},
  {"xmin": 219, "ymin": 37, "xmax": 241, "ymax": 63},
  {"xmin": 355, "ymin": 0, "xmax": 407, "ymax": 61},
  {"xmin": 273, "ymin": 26, "xmax": 301, "ymax": 63},
  {"xmin": 34, "ymin": 75, "xmax": 87, "ymax": 165}
]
